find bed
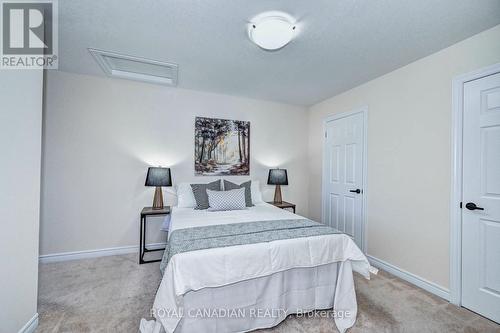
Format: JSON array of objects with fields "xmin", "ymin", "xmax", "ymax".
[{"xmin": 140, "ymin": 202, "xmax": 371, "ymax": 333}]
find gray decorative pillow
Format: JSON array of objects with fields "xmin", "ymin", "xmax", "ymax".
[
  {"xmin": 223, "ymin": 180, "xmax": 253, "ymax": 207},
  {"xmin": 191, "ymin": 180, "xmax": 221, "ymax": 210},
  {"xmin": 207, "ymin": 188, "xmax": 246, "ymax": 211}
]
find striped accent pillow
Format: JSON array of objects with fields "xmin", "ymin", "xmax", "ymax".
[
  {"xmin": 191, "ymin": 180, "xmax": 221, "ymax": 210},
  {"xmin": 207, "ymin": 188, "xmax": 247, "ymax": 211},
  {"xmin": 223, "ymin": 180, "xmax": 253, "ymax": 207}
]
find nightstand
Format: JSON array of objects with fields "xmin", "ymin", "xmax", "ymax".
[
  {"xmin": 267, "ymin": 201, "xmax": 296, "ymax": 214},
  {"xmin": 140, "ymin": 206, "xmax": 170, "ymax": 264}
]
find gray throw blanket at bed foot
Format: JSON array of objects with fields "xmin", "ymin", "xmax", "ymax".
[{"xmin": 160, "ymin": 219, "xmax": 341, "ymax": 274}]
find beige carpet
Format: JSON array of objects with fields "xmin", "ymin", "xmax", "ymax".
[{"xmin": 37, "ymin": 254, "xmax": 500, "ymax": 333}]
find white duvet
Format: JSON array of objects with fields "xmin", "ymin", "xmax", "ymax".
[
  {"xmin": 169, "ymin": 202, "xmax": 303, "ymax": 233},
  {"xmin": 141, "ymin": 203, "xmax": 371, "ymax": 333}
]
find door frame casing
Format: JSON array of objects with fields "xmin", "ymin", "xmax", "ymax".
[
  {"xmin": 322, "ymin": 106, "xmax": 368, "ymax": 253},
  {"xmin": 450, "ymin": 62, "xmax": 500, "ymax": 305}
]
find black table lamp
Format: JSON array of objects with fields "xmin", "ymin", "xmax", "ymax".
[
  {"xmin": 145, "ymin": 167, "xmax": 172, "ymax": 209},
  {"xmin": 267, "ymin": 168, "xmax": 288, "ymax": 204}
]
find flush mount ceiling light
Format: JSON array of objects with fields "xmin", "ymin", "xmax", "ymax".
[{"xmin": 248, "ymin": 11, "xmax": 297, "ymax": 51}]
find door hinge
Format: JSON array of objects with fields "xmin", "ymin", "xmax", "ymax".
[
  {"xmin": 325, "ymin": 131, "xmax": 327, "ymax": 138},
  {"xmin": 460, "ymin": 202, "xmax": 462, "ymax": 209}
]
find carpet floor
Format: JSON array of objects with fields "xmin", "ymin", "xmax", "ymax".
[{"xmin": 37, "ymin": 254, "xmax": 500, "ymax": 333}]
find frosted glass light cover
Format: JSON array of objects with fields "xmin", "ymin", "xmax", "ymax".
[{"xmin": 248, "ymin": 13, "xmax": 297, "ymax": 50}]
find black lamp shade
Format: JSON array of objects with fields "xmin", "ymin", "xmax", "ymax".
[
  {"xmin": 145, "ymin": 167, "xmax": 172, "ymax": 187},
  {"xmin": 267, "ymin": 169, "xmax": 288, "ymax": 185}
]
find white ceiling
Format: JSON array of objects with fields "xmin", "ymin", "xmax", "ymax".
[{"xmin": 58, "ymin": 0, "xmax": 500, "ymax": 106}]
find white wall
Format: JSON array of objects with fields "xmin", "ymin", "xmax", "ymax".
[
  {"xmin": 41, "ymin": 71, "xmax": 308, "ymax": 256},
  {"xmin": 0, "ymin": 70, "xmax": 43, "ymax": 331},
  {"xmin": 308, "ymin": 25, "xmax": 500, "ymax": 289}
]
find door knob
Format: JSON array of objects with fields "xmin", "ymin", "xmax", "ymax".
[
  {"xmin": 349, "ymin": 189, "xmax": 361, "ymax": 194},
  {"xmin": 465, "ymin": 202, "xmax": 484, "ymax": 211}
]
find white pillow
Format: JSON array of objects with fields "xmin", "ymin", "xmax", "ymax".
[
  {"xmin": 176, "ymin": 182, "xmax": 196, "ymax": 208},
  {"xmin": 251, "ymin": 180, "xmax": 263, "ymax": 204},
  {"xmin": 207, "ymin": 188, "xmax": 246, "ymax": 211}
]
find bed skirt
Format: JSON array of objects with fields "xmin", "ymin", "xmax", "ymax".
[{"xmin": 140, "ymin": 260, "xmax": 358, "ymax": 333}]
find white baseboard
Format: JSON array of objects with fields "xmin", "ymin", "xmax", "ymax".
[
  {"xmin": 18, "ymin": 313, "xmax": 38, "ymax": 333},
  {"xmin": 39, "ymin": 242, "xmax": 166, "ymax": 264},
  {"xmin": 367, "ymin": 255, "xmax": 450, "ymax": 301}
]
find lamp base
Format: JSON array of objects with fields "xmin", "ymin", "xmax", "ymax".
[
  {"xmin": 152, "ymin": 186, "xmax": 164, "ymax": 210},
  {"xmin": 273, "ymin": 185, "xmax": 282, "ymax": 204}
]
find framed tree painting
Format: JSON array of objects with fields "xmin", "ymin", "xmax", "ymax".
[{"xmin": 194, "ymin": 117, "xmax": 250, "ymax": 176}]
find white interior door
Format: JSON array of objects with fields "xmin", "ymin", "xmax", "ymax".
[
  {"xmin": 462, "ymin": 72, "xmax": 500, "ymax": 323},
  {"xmin": 323, "ymin": 111, "xmax": 365, "ymax": 249}
]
